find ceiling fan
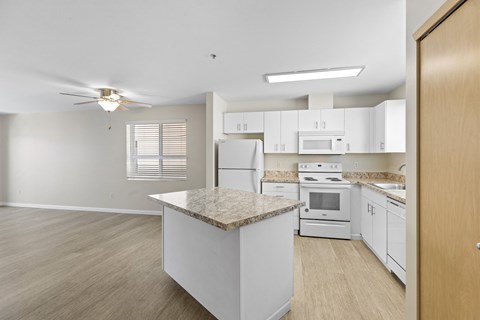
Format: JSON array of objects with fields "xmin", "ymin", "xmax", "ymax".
[{"xmin": 60, "ymin": 88, "xmax": 152, "ymax": 112}]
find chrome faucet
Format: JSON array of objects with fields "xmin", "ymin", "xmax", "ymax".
[{"xmin": 398, "ymin": 163, "xmax": 406, "ymax": 172}]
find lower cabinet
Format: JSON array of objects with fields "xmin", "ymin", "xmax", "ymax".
[
  {"xmin": 361, "ymin": 187, "xmax": 387, "ymax": 263},
  {"xmin": 262, "ymin": 182, "xmax": 300, "ymax": 233}
]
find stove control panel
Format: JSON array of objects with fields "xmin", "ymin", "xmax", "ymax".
[{"xmin": 298, "ymin": 162, "xmax": 342, "ymax": 173}]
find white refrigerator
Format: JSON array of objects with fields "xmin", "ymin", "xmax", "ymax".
[{"xmin": 218, "ymin": 139, "xmax": 264, "ymax": 193}]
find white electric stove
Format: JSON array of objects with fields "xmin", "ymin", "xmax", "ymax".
[{"xmin": 298, "ymin": 162, "xmax": 352, "ymax": 239}]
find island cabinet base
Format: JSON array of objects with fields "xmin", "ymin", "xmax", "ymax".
[{"xmin": 163, "ymin": 207, "xmax": 294, "ymax": 320}]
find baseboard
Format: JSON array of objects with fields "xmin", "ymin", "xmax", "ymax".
[
  {"xmin": 2, "ymin": 202, "xmax": 162, "ymax": 216},
  {"xmin": 351, "ymin": 234, "xmax": 362, "ymax": 240}
]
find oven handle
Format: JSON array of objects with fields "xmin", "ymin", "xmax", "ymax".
[{"xmin": 300, "ymin": 184, "xmax": 351, "ymax": 189}]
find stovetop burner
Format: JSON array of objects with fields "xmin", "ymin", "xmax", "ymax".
[{"xmin": 326, "ymin": 177, "xmax": 343, "ymax": 182}]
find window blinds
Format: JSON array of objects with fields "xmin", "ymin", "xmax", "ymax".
[{"xmin": 126, "ymin": 121, "xmax": 187, "ymax": 180}]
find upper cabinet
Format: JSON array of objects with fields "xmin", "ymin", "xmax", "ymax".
[
  {"xmin": 264, "ymin": 111, "xmax": 298, "ymax": 153},
  {"xmin": 224, "ymin": 112, "xmax": 264, "ymax": 134},
  {"xmin": 371, "ymin": 100, "xmax": 406, "ymax": 153},
  {"xmin": 298, "ymin": 109, "xmax": 345, "ymax": 132},
  {"xmin": 344, "ymin": 108, "xmax": 371, "ymax": 153}
]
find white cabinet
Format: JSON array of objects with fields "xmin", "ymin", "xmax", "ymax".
[
  {"xmin": 262, "ymin": 182, "xmax": 300, "ymax": 232},
  {"xmin": 361, "ymin": 187, "xmax": 388, "ymax": 263},
  {"xmin": 224, "ymin": 112, "xmax": 264, "ymax": 134},
  {"xmin": 298, "ymin": 109, "xmax": 345, "ymax": 132},
  {"xmin": 371, "ymin": 100, "xmax": 406, "ymax": 153},
  {"xmin": 344, "ymin": 108, "xmax": 371, "ymax": 153},
  {"xmin": 264, "ymin": 111, "xmax": 298, "ymax": 153}
]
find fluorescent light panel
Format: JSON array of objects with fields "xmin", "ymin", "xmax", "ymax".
[{"xmin": 265, "ymin": 66, "xmax": 365, "ymax": 83}]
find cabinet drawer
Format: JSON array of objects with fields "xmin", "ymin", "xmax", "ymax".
[
  {"xmin": 362, "ymin": 187, "xmax": 387, "ymax": 208},
  {"xmin": 262, "ymin": 182, "xmax": 299, "ymax": 193}
]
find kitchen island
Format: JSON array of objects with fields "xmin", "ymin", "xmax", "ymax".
[{"xmin": 149, "ymin": 187, "xmax": 304, "ymax": 320}]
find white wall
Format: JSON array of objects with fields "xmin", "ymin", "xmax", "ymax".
[
  {"xmin": 206, "ymin": 93, "xmax": 227, "ymax": 188},
  {"xmin": 406, "ymin": 0, "xmax": 445, "ymax": 319},
  {"xmin": 1, "ymin": 105, "xmax": 206, "ymax": 212}
]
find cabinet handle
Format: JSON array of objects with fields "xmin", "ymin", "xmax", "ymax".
[
  {"xmin": 367, "ymin": 203, "xmax": 371, "ymax": 213},
  {"xmin": 315, "ymin": 121, "xmax": 319, "ymax": 129},
  {"xmin": 244, "ymin": 123, "xmax": 247, "ymax": 131},
  {"xmin": 237, "ymin": 124, "xmax": 241, "ymax": 131},
  {"xmin": 274, "ymin": 144, "xmax": 278, "ymax": 152},
  {"xmin": 476, "ymin": 243, "xmax": 480, "ymax": 250},
  {"xmin": 372, "ymin": 206, "xmax": 375, "ymax": 215},
  {"xmin": 380, "ymin": 142, "xmax": 385, "ymax": 150},
  {"xmin": 275, "ymin": 195, "xmax": 284, "ymax": 198},
  {"xmin": 347, "ymin": 143, "xmax": 350, "ymax": 151},
  {"xmin": 322, "ymin": 121, "xmax": 326, "ymax": 129},
  {"xmin": 282, "ymin": 144, "xmax": 285, "ymax": 151},
  {"xmin": 275, "ymin": 186, "xmax": 285, "ymax": 188}
]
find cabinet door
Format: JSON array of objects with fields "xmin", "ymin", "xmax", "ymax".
[
  {"xmin": 384, "ymin": 100, "xmax": 406, "ymax": 152},
  {"xmin": 243, "ymin": 112, "xmax": 264, "ymax": 133},
  {"xmin": 373, "ymin": 102, "xmax": 386, "ymax": 152},
  {"xmin": 361, "ymin": 197, "xmax": 373, "ymax": 247},
  {"xmin": 264, "ymin": 111, "xmax": 281, "ymax": 153},
  {"xmin": 372, "ymin": 203, "xmax": 387, "ymax": 263},
  {"xmin": 280, "ymin": 110, "xmax": 298, "ymax": 153},
  {"xmin": 320, "ymin": 109, "xmax": 345, "ymax": 132},
  {"xmin": 345, "ymin": 108, "xmax": 370, "ymax": 153},
  {"xmin": 298, "ymin": 110, "xmax": 321, "ymax": 131},
  {"xmin": 224, "ymin": 113, "xmax": 244, "ymax": 134}
]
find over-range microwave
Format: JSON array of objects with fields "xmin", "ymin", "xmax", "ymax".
[{"xmin": 298, "ymin": 132, "xmax": 345, "ymax": 154}]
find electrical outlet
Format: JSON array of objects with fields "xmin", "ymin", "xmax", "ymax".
[{"xmin": 353, "ymin": 162, "xmax": 359, "ymax": 170}]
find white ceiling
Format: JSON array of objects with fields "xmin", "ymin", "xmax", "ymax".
[{"xmin": 0, "ymin": 0, "xmax": 405, "ymax": 113}]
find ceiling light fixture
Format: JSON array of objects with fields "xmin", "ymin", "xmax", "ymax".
[
  {"xmin": 98, "ymin": 100, "xmax": 120, "ymax": 112},
  {"xmin": 265, "ymin": 66, "xmax": 365, "ymax": 83}
]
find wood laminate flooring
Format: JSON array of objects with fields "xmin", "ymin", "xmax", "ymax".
[{"xmin": 0, "ymin": 207, "xmax": 404, "ymax": 320}]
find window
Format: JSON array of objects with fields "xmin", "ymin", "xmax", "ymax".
[{"xmin": 126, "ymin": 121, "xmax": 187, "ymax": 180}]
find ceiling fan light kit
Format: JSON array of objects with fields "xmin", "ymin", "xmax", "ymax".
[{"xmin": 98, "ymin": 100, "xmax": 120, "ymax": 112}]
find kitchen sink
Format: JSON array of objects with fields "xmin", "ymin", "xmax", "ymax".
[{"xmin": 370, "ymin": 183, "xmax": 406, "ymax": 190}]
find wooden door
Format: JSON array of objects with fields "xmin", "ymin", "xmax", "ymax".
[{"xmin": 418, "ymin": 0, "xmax": 480, "ymax": 319}]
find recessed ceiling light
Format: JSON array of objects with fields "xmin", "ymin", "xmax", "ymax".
[{"xmin": 265, "ymin": 66, "xmax": 365, "ymax": 83}]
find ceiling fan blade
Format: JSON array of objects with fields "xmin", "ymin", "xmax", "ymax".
[
  {"xmin": 119, "ymin": 100, "xmax": 152, "ymax": 107},
  {"xmin": 73, "ymin": 100, "xmax": 99, "ymax": 105},
  {"xmin": 60, "ymin": 92, "xmax": 98, "ymax": 99},
  {"xmin": 118, "ymin": 104, "xmax": 129, "ymax": 111}
]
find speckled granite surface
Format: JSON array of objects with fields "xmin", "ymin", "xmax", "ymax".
[
  {"xmin": 149, "ymin": 187, "xmax": 305, "ymax": 231},
  {"xmin": 343, "ymin": 172, "xmax": 405, "ymax": 184},
  {"xmin": 261, "ymin": 170, "xmax": 299, "ymax": 183},
  {"xmin": 346, "ymin": 177, "xmax": 406, "ymax": 204}
]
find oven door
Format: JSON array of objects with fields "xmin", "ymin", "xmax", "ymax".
[{"xmin": 300, "ymin": 184, "xmax": 351, "ymax": 221}]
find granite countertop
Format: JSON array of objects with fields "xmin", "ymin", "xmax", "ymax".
[
  {"xmin": 149, "ymin": 187, "xmax": 305, "ymax": 231},
  {"xmin": 261, "ymin": 170, "xmax": 299, "ymax": 183},
  {"xmin": 347, "ymin": 178, "xmax": 406, "ymax": 204}
]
